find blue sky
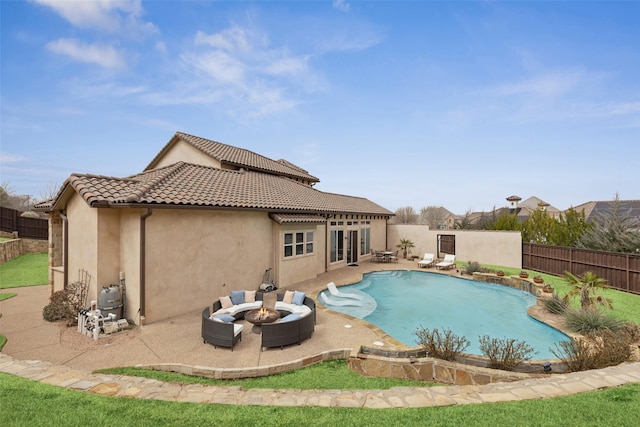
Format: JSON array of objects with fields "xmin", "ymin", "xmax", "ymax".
[{"xmin": 1, "ymin": 1, "xmax": 639, "ymax": 214}]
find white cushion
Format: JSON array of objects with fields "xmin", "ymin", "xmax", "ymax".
[
  {"xmin": 233, "ymin": 323, "xmax": 244, "ymax": 337},
  {"xmin": 214, "ymin": 301, "xmax": 262, "ymax": 316},
  {"xmin": 275, "ymin": 301, "xmax": 311, "ymax": 316}
]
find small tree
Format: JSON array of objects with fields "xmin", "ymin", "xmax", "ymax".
[
  {"xmin": 478, "ymin": 335, "xmax": 537, "ymax": 371},
  {"xmin": 396, "ymin": 238, "xmax": 415, "ymax": 258},
  {"xmin": 414, "ymin": 326, "xmax": 470, "ymax": 361},
  {"xmin": 577, "ymin": 193, "xmax": 640, "ymax": 254},
  {"xmin": 393, "ymin": 206, "xmax": 419, "ymax": 224},
  {"xmin": 563, "ymin": 271, "xmax": 612, "ymax": 310}
]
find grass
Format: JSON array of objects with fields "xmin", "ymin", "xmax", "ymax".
[
  {"xmin": 481, "ymin": 264, "xmax": 640, "ymax": 325},
  {"xmin": 1, "ymin": 373, "xmax": 639, "ymax": 426},
  {"xmin": 0, "ymin": 252, "xmax": 48, "ymax": 289},
  {"xmin": 2, "ymin": 257, "xmax": 639, "ymax": 424},
  {"xmin": 98, "ymin": 359, "xmax": 437, "ymax": 389}
]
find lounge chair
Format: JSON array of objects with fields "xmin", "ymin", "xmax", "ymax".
[
  {"xmin": 417, "ymin": 253, "xmax": 435, "ymax": 268},
  {"xmin": 436, "ymin": 254, "xmax": 456, "ymax": 270},
  {"xmin": 320, "ymin": 293, "xmax": 364, "ymax": 307},
  {"xmin": 327, "ymin": 282, "xmax": 362, "ymax": 300}
]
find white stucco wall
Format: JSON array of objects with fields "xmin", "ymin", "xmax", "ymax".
[{"xmin": 387, "ymin": 224, "xmax": 522, "ymax": 268}]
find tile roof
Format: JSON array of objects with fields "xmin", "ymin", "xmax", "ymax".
[
  {"xmin": 52, "ymin": 162, "xmax": 392, "ymax": 216},
  {"xmin": 269, "ymin": 213, "xmax": 327, "ymax": 224},
  {"xmin": 146, "ymin": 132, "xmax": 320, "ymax": 184}
]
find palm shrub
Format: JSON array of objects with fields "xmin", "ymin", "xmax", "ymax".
[
  {"xmin": 552, "ymin": 329, "xmax": 634, "ymax": 372},
  {"xmin": 396, "ymin": 238, "xmax": 415, "ymax": 258},
  {"xmin": 564, "ymin": 308, "xmax": 624, "ymax": 334},
  {"xmin": 414, "ymin": 326, "xmax": 470, "ymax": 361},
  {"xmin": 563, "ymin": 271, "xmax": 612, "ymax": 310},
  {"xmin": 478, "ymin": 336, "xmax": 537, "ymax": 371}
]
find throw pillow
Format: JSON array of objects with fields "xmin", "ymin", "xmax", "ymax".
[
  {"xmin": 244, "ymin": 290, "xmax": 256, "ymax": 303},
  {"xmin": 219, "ymin": 295, "xmax": 233, "ymax": 309},
  {"xmin": 292, "ymin": 291, "xmax": 306, "ymax": 305},
  {"xmin": 279, "ymin": 313, "xmax": 302, "ymax": 323},
  {"xmin": 230, "ymin": 290, "xmax": 245, "ymax": 305},
  {"xmin": 212, "ymin": 314, "xmax": 235, "ymax": 323},
  {"xmin": 283, "ymin": 290, "xmax": 295, "ymax": 304}
]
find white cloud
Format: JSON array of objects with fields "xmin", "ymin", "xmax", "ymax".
[
  {"xmin": 333, "ymin": 0, "xmax": 351, "ymax": 13},
  {"xmin": 490, "ymin": 71, "xmax": 584, "ymax": 98},
  {"xmin": 0, "ymin": 152, "xmax": 25, "ymax": 163},
  {"xmin": 46, "ymin": 38, "xmax": 126, "ymax": 69},
  {"xmin": 31, "ymin": 0, "xmax": 157, "ymax": 36},
  {"xmin": 194, "ymin": 27, "xmax": 252, "ymax": 53}
]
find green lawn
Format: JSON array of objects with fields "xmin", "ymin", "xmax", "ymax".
[
  {"xmin": 98, "ymin": 359, "xmax": 438, "ymax": 390},
  {"xmin": 1, "ymin": 373, "xmax": 639, "ymax": 426},
  {"xmin": 481, "ymin": 265, "xmax": 640, "ymax": 325},
  {"xmin": 0, "ymin": 252, "xmax": 48, "ymax": 289}
]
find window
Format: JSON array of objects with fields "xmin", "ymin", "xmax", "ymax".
[
  {"xmin": 284, "ymin": 230, "xmax": 314, "ymax": 258},
  {"xmin": 330, "ymin": 229, "xmax": 344, "ymax": 262},
  {"xmin": 360, "ymin": 226, "xmax": 370, "ymax": 255}
]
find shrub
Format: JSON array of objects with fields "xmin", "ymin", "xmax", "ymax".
[
  {"xmin": 552, "ymin": 329, "xmax": 634, "ymax": 372},
  {"xmin": 478, "ymin": 335, "xmax": 537, "ymax": 371},
  {"xmin": 542, "ymin": 293, "xmax": 569, "ymax": 315},
  {"xmin": 462, "ymin": 261, "xmax": 483, "ymax": 275},
  {"xmin": 564, "ymin": 308, "xmax": 624, "ymax": 334},
  {"xmin": 42, "ymin": 290, "xmax": 74, "ymax": 323},
  {"xmin": 414, "ymin": 326, "xmax": 470, "ymax": 361}
]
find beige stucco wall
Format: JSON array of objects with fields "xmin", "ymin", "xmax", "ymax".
[
  {"xmin": 143, "ymin": 209, "xmax": 274, "ymax": 323},
  {"xmin": 387, "ymin": 224, "xmax": 522, "ymax": 268},
  {"xmin": 275, "ymin": 223, "xmax": 326, "ymax": 288},
  {"xmin": 66, "ymin": 195, "xmax": 100, "ymax": 303},
  {"xmin": 151, "ymin": 139, "xmax": 221, "ymax": 170}
]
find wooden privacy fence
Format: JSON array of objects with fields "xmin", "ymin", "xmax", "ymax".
[
  {"xmin": 523, "ymin": 243, "xmax": 640, "ymax": 295},
  {"xmin": 0, "ymin": 207, "xmax": 48, "ymax": 240}
]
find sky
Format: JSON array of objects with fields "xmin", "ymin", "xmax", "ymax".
[{"xmin": 1, "ymin": 1, "xmax": 639, "ymax": 215}]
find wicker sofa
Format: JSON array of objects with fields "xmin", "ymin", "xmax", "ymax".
[
  {"xmin": 203, "ymin": 291, "xmax": 265, "ymax": 351},
  {"xmin": 212, "ymin": 291, "xmax": 264, "ymax": 320},
  {"xmin": 201, "ymin": 306, "xmax": 244, "ymax": 351},
  {"xmin": 261, "ymin": 292, "xmax": 315, "ymax": 351}
]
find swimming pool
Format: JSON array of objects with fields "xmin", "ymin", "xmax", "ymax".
[{"xmin": 319, "ymin": 270, "xmax": 569, "ymax": 359}]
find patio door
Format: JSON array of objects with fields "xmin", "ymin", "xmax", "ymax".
[{"xmin": 347, "ymin": 230, "xmax": 359, "ymax": 264}]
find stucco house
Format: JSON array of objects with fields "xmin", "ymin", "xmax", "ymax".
[{"xmin": 37, "ymin": 132, "xmax": 393, "ymax": 324}]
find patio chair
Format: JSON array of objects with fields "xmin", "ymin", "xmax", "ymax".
[
  {"xmin": 387, "ymin": 250, "xmax": 398, "ymax": 263},
  {"xmin": 417, "ymin": 253, "xmax": 435, "ymax": 268},
  {"xmin": 327, "ymin": 282, "xmax": 362, "ymax": 300},
  {"xmin": 320, "ymin": 292, "xmax": 364, "ymax": 307},
  {"xmin": 436, "ymin": 254, "xmax": 456, "ymax": 270},
  {"xmin": 371, "ymin": 250, "xmax": 385, "ymax": 263}
]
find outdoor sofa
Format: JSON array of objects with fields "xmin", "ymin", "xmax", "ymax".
[
  {"xmin": 261, "ymin": 291, "xmax": 315, "ymax": 350},
  {"xmin": 202, "ymin": 290, "xmax": 264, "ymax": 350}
]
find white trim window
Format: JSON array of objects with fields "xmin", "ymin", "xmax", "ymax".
[
  {"xmin": 360, "ymin": 223, "xmax": 370, "ymax": 255},
  {"xmin": 284, "ymin": 231, "xmax": 314, "ymax": 258}
]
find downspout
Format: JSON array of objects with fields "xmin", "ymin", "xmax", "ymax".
[
  {"xmin": 59, "ymin": 212, "xmax": 68, "ymax": 289},
  {"xmin": 140, "ymin": 209, "xmax": 153, "ymax": 320}
]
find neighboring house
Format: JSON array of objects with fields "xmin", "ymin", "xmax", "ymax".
[
  {"xmin": 36, "ymin": 132, "xmax": 393, "ymax": 324},
  {"xmin": 420, "ymin": 206, "xmax": 455, "ymax": 230},
  {"xmin": 570, "ymin": 199, "xmax": 640, "ymax": 224},
  {"xmin": 461, "ymin": 195, "xmax": 559, "ymax": 227}
]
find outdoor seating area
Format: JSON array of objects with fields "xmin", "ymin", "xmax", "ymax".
[
  {"xmin": 202, "ymin": 290, "xmax": 315, "ymax": 351},
  {"xmin": 371, "ymin": 249, "xmax": 399, "ymax": 263}
]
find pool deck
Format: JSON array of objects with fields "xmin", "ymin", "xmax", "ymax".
[{"xmin": 2, "ymin": 259, "xmax": 639, "ymax": 407}]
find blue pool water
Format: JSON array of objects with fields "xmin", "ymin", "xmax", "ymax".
[{"xmin": 319, "ymin": 270, "xmax": 569, "ymax": 359}]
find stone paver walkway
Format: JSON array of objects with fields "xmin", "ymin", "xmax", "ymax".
[{"xmin": 1, "ymin": 353, "xmax": 639, "ymax": 407}]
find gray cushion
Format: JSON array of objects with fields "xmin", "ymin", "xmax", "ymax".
[
  {"xmin": 292, "ymin": 291, "xmax": 306, "ymax": 305},
  {"xmin": 230, "ymin": 290, "xmax": 245, "ymax": 305},
  {"xmin": 212, "ymin": 314, "xmax": 235, "ymax": 323}
]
